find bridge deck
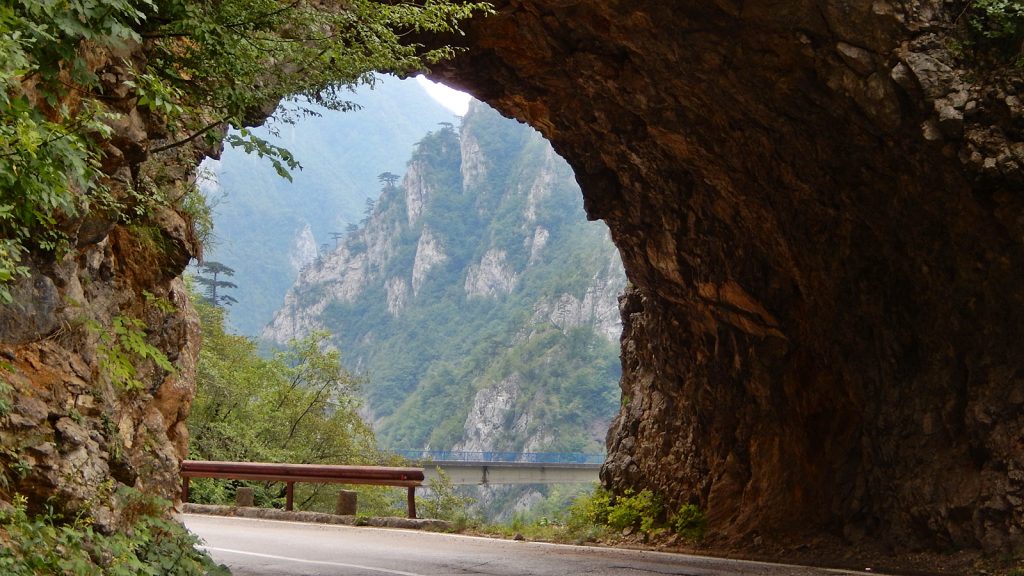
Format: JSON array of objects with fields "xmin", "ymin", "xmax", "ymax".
[{"xmin": 422, "ymin": 461, "xmax": 601, "ymax": 486}]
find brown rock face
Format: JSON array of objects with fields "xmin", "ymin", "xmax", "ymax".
[
  {"xmin": 0, "ymin": 45, "xmax": 204, "ymax": 530},
  {"xmin": 0, "ymin": 234, "xmax": 200, "ymax": 530},
  {"xmin": 434, "ymin": 0, "xmax": 1024, "ymax": 552}
]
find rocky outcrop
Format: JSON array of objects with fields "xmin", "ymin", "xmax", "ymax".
[
  {"xmin": 263, "ymin": 244, "xmax": 364, "ymax": 343},
  {"xmin": 1, "ymin": 258, "xmax": 198, "ymax": 529},
  {"xmin": 524, "ymin": 147, "xmax": 559, "ymax": 223},
  {"xmin": 412, "ymin": 227, "xmax": 448, "ymax": 296},
  {"xmin": 464, "ymin": 249, "xmax": 517, "ymax": 298},
  {"xmin": 385, "ymin": 277, "xmax": 411, "ymax": 317},
  {"xmin": 404, "ymin": 162, "xmax": 432, "ymax": 227},
  {"xmin": 265, "ymin": 130, "xmax": 464, "ymax": 342},
  {"xmin": 0, "ymin": 45, "xmax": 204, "ymax": 527},
  {"xmin": 460, "ymin": 130, "xmax": 489, "ymax": 192},
  {"xmin": 455, "ymin": 375, "xmax": 522, "ymax": 453},
  {"xmin": 525, "ymin": 226, "xmax": 549, "ymax": 264},
  {"xmin": 527, "ymin": 252, "xmax": 624, "ymax": 342},
  {"xmin": 289, "ymin": 224, "xmax": 319, "ymax": 273},
  {"xmin": 433, "ymin": 0, "xmax": 1024, "ymax": 555},
  {"xmin": 267, "ymin": 102, "xmax": 624, "ymax": 470},
  {"xmin": 264, "ymin": 183, "xmax": 410, "ymax": 342}
]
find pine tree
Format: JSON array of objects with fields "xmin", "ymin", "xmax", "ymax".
[
  {"xmin": 195, "ymin": 261, "xmax": 238, "ymax": 307},
  {"xmin": 377, "ymin": 172, "xmax": 400, "ymax": 188}
]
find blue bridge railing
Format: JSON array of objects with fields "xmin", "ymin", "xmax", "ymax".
[{"xmin": 392, "ymin": 450, "xmax": 605, "ymax": 465}]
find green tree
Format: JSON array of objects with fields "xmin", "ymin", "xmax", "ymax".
[
  {"xmin": 420, "ymin": 468, "xmax": 475, "ymax": 524},
  {"xmin": 965, "ymin": 0, "xmax": 1024, "ymax": 64},
  {"xmin": 188, "ymin": 287, "xmax": 383, "ymax": 509}
]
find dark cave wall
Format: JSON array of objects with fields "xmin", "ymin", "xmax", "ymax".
[{"xmin": 433, "ymin": 0, "xmax": 1024, "ymax": 551}]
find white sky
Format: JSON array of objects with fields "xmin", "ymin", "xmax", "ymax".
[{"xmin": 416, "ymin": 75, "xmax": 472, "ymax": 116}]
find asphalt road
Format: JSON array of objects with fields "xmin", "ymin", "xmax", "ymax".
[{"xmin": 183, "ymin": 514, "xmax": 880, "ymax": 576}]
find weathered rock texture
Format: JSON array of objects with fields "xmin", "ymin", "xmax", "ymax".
[
  {"xmin": 432, "ymin": 0, "xmax": 1024, "ymax": 554},
  {"xmin": 0, "ymin": 45, "xmax": 204, "ymax": 530}
]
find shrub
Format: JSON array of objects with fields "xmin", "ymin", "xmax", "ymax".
[
  {"xmin": 606, "ymin": 489, "xmax": 662, "ymax": 533},
  {"xmin": 567, "ymin": 486, "xmax": 667, "ymax": 536},
  {"xmin": 420, "ymin": 468, "xmax": 476, "ymax": 526},
  {"xmin": 0, "ymin": 491, "xmax": 228, "ymax": 575},
  {"xmin": 965, "ymin": 0, "xmax": 1024, "ymax": 65},
  {"xmin": 671, "ymin": 504, "xmax": 707, "ymax": 541},
  {"xmin": 566, "ymin": 485, "xmax": 613, "ymax": 531}
]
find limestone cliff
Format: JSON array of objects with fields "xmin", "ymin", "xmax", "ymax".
[
  {"xmin": 265, "ymin": 102, "xmax": 626, "ymax": 457},
  {"xmin": 432, "ymin": 0, "xmax": 1024, "ymax": 555},
  {"xmin": 289, "ymin": 224, "xmax": 319, "ymax": 274}
]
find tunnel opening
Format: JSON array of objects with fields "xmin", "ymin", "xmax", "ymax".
[{"xmin": 189, "ymin": 75, "xmax": 625, "ymax": 522}]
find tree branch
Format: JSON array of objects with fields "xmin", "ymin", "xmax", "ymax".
[{"xmin": 150, "ymin": 117, "xmax": 228, "ymax": 154}]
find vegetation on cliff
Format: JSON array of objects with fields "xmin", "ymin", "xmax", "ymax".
[
  {"xmin": 962, "ymin": 0, "xmax": 1024, "ymax": 65},
  {"xmin": 265, "ymin": 104, "xmax": 624, "ymax": 460},
  {"xmin": 0, "ymin": 0, "xmax": 488, "ymax": 569},
  {"xmin": 0, "ymin": 0, "xmax": 487, "ymax": 301},
  {"xmin": 199, "ymin": 78, "xmax": 458, "ymax": 336},
  {"xmin": 474, "ymin": 484, "xmax": 706, "ymax": 547},
  {"xmin": 259, "ymin": 103, "xmax": 624, "ymax": 521},
  {"xmin": 0, "ymin": 489, "xmax": 228, "ymax": 575}
]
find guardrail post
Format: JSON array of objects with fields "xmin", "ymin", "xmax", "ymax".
[
  {"xmin": 181, "ymin": 476, "xmax": 190, "ymax": 503},
  {"xmin": 286, "ymin": 481, "xmax": 295, "ymax": 511},
  {"xmin": 407, "ymin": 486, "xmax": 417, "ymax": 519}
]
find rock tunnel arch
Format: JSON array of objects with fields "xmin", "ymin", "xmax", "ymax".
[
  {"xmin": 1, "ymin": 0, "xmax": 1021, "ymax": 564},
  {"xmin": 424, "ymin": 0, "xmax": 1024, "ymax": 554}
]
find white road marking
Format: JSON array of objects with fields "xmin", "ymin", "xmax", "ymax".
[{"xmin": 201, "ymin": 546, "xmax": 428, "ymax": 576}]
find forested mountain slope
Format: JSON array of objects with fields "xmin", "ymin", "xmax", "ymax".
[
  {"xmin": 199, "ymin": 77, "xmax": 457, "ymax": 335},
  {"xmin": 264, "ymin": 102, "xmax": 625, "ymax": 455}
]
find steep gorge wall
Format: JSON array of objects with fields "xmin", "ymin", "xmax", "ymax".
[{"xmin": 433, "ymin": 0, "xmax": 1024, "ymax": 553}]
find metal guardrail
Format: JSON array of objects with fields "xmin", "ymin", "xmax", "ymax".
[
  {"xmin": 391, "ymin": 450, "xmax": 605, "ymax": 465},
  {"xmin": 180, "ymin": 460, "xmax": 424, "ymax": 518}
]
